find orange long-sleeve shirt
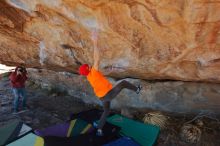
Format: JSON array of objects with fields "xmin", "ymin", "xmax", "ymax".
[{"xmin": 87, "ymin": 67, "xmax": 112, "ymax": 98}]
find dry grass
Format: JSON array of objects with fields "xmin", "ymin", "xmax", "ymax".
[{"xmin": 143, "ymin": 112, "xmax": 168, "ymax": 129}]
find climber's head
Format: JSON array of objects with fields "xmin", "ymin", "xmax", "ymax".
[{"xmin": 78, "ymin": 64, "xmax": 90, "ymax": 76}]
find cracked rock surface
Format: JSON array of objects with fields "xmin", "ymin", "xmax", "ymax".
[{"xmin": 0, "ymin": 0, "xmax": 220, "ymax": 82}]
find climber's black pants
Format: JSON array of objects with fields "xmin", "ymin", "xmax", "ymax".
[{"xmin": 97, "ymin": 80, "xmax": 137, "ymax": 129}]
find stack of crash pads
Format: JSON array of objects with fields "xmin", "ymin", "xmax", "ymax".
[
  {"xmin": 34, "ymin": 110, "xmax": 121, "ymax": 146},
  {"xmin": 1, "ymin": 109, "xmax": 159, "ymax": 146},
  {"xmin": 107, "ymin": 114, "xmax": 160, "ymax": 146},
  {"xmin": 0, "ymin": 120, "xmax": 32, "ymax": 146},
  {"xmin": 35, "ymin": 119, "xmax": 93, "ymax": 137},
  {"xmin": 43, "ymin": 123, "xmax": 120, "ymax": 146},
  {"xmin": 41, "ymin": 119, "xmax": 120, "ymax": 146}
]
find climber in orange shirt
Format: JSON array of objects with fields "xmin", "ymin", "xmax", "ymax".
[{"xmin": 78, "ymin": 30, "xmax": 142, "ymax": 136}]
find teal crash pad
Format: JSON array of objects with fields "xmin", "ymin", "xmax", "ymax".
[
  {"xmin": 107, "ymin": 114, "xmax": 160, "ymax": 146},
  {"xmin": 0, "ymin": 120, "xmax": 20, "ymax": 146}
]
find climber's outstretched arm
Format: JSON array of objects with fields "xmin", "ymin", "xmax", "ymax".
[{"xmin": 92, "ymin": 30, "xmax": 100, "ymax": 71}]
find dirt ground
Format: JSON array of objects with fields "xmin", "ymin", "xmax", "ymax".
[
  {"xmin": 0, "ymin": 73, "xmax": 93, "ymax": 129},
  {"xmin": 0, "ymin": 73, "xmax": 220, "ymax": 146}
]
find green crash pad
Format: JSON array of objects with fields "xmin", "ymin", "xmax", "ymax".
[{"xmin": 107, "ymin": 114, "xmax": 160, "ymax": 146}]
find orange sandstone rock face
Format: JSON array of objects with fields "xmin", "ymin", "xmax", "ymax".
[{"xmin": 0, "ymin": 0, "xmax": 220, "ymax": 82}]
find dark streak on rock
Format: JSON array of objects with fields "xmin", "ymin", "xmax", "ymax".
[
  {"xmin": 60, "ymin": 44, "xmax": 82, "ymax": 65},
  {"xmin": 209, "ymin": 58, "xmax": 220, "ymax": 64}
]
